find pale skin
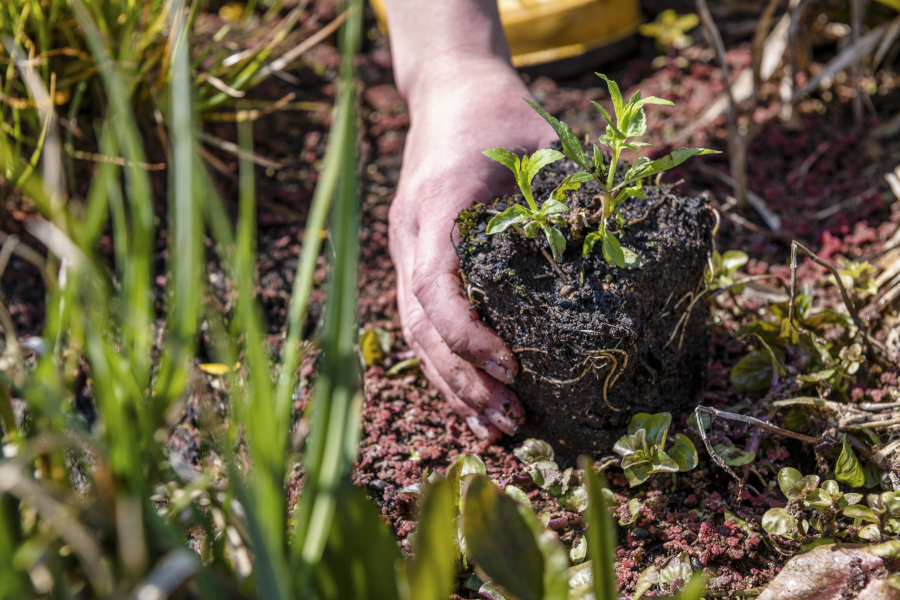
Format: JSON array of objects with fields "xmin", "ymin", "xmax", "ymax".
[{"xmin": 383, "ymin": 0, "xmax": 556, "ymax": 440}]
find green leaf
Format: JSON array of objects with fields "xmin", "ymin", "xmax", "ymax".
[
  {"xmin": 315, "ymin": 481, "xmax": 402, "ymax": 600},
  {"xmin": 524, "ymin": 99, "xmax": 589, "ymax": 169},
  {"xmin": 626, "ymin": 106, "xmax": 647, "ymax": 137},
  {"xmin": 633, "ymin": 412, "xmax": 672, "ymax": 446},
  {"xmin": 648, "ymin": 449, "xmax": 680, "ymax": 473},
  {"xmin": 613, "ymin": 433, "xmax": 641, "ymax": 458},
  {"xmin": 625, "ymin": 157, "xmax": 652, "ymax": 180},
  {"xmin": 542, "ymin": 224, "xmax": 567, "ymax": 261},
  {"xmin": 483, "ymin": 148, "xmax": 521, "ymax": 175},
  {"xmin": 569, "ymin": 539, "xmax": 587, "ymax": 566},
  {"xmin": 761, "ymin": 508, "xmax": 798, "ymax": 538},
  {"xmin": 525, "ymin": 459, "xmax": 563, "ymax": 491},
  {"xmin": 505, "ymin": 485, "xmax": 532, "ymax": 509},
  {"xmin": 595, "ymin": 74, "xmax": 624, "ymax": 124},
  {"xmin": 572, "ymin": 172, "xmax": 595, "ymax": 183},
  {"xmin": 676, "ymin": 573, "xmax": 708, "ymax": 600},
  {"xmin": 843, "ymin": 504, "xmax": 881, "ymax": 524},
  {"xmin": 799, "ymin": 311, "xmax": 854, "ymax": 329},
  {"xmin": 800, "ymin": 538, "xmax": 834, "ymax": 551},
  {"xmin": 721, "ymin": 250, "xmax": 749, "ymax": 272},
  {"xmin": 729, "ymin": 351, "xmax": 773, "ymax": 392},
  {"xmin": 624, "ymin": 463, "xmax": 653, "ymax": 487},
  {"xmin": 408, "ymin": 480, "xmax": 457, "ymax": 600},
  {"xmin": 627, "ymin": 413, "xmax": 654, "ymax": 435},
  {"xmin": 583, "ymin": 231, "xmax": 603, "ymax": 256},
  {"xmin": 865, "ymin": 461, "xmax": 884, "ymax": 489},
  {"xmin": 713, "ymin": 444, "xmax": 756, "ymax": 467},
  {"xmin": 612, "ymin": 186, "xmax": 647, "ymax": 209},
  {"xmin": 835, "ymin": 439, "xmax": 866, "ymax": 488},
  {"xmin": 560, "ymin": 484, "xmax": 589, "ymax": 513},
  {"xmin": 514, "ymin": 439, "xmax": 555, "ymax": 464},
  {"xmin": 551, "ymin": 175, "xmax": 582, "ymax": 202},
  {"xmin": 602, "ymin": 232, "xmax": 626, "ymax": 268},
  {"xmin": 627, "ymin": 148, "xmax": 720, "ymax": 182},
  {"xmin": 822, "ymin": 480, "xmax": 840, "ymax": 497},
  {"xmin": 464, "ymin": 476, "xmax": 545, "ymax": 600},
  {"xmin": 590, "ymin": 101, "xmax": 622, "ymax": 138},
  {"xmin": 592, "ymin": 144, "xmax": 604, "ymax": 172},
  {"xmin": 669, "ymin": 434, "xmax": 698, "ymax": 472},
  {"xmin": 486, "ymin": 205, "xmax": 532, "ymax": 234},
  {"xmin": 870, "ymin": 540, "xmax": 900, "ymax": 558},
  {"xmin": 541, "ymin": 199, "xmax": 570, "ymax": 215},
  {"xmin": 521, "ymin": 220, "xmax": 539, "ymax": 238},
  {"xmin": 803, "ymin": 488, "xmax": 833, "ymax": 510},
  {"xmin": 633, "ymin": 96, "xmax": 675, "ymax": 110},
  {"xmin": 526, "ymin": 149, "xmax": 565, "ymax": 183},
  {"xmin": 859, "ymin": 524, "xmax": 882, "ymax": 541},
  {"xmin": 633, "ymin": 566, "xmax": 659, "ymax": 600},
  {"xmin": 385, "ymin": 357, "xmax": 419, "ymax": 376},
  {"xmin": 659, "ymin": 553, "xmax": 693, "ymax": 587},
  {"xmin": 447, "ymin": 454, "xmax": 487, "ymax": 508},
  {"xmin": 581, "ymin": 458, "xmax": 619, "ymax": 600},
  {"xmin": 778, "ymin": 468, "xmax": 815, "ymax": 500},
  {"xmin": 839, "ymin": 493, "xmax": 864, "ymax": 509},
  {"xmin": 478, "ymin": 581, "xmax": 511, "ymax": 600}
]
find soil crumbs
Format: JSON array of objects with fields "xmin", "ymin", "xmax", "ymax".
[{"xmin": 4, "ymin": 5, "xmax": 900, "ymax": 599}]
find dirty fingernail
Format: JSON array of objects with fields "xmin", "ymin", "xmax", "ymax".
[
  {"xmin": 465, "ymin": 415, "xmax": 491, "ymax": 440},
  {"xmin": 485, "ymin": 407, "xmax": 517, "ymax": 436},
  {"xmin": 483, "ymin": 360, "xmax": 515, "ymax": 385}
]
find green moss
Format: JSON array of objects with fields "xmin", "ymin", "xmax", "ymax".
[{"xmin": 456, "ymin": 203, "xmax": 484, "ymax": 242}]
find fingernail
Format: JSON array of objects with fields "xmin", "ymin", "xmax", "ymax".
[
  {"xmin": 483, "ymin": 360, "xmax": 515, "ymax": 385},
  {"xmin": 465, "ymin": 415, "xmax": 491, "ymax": 440},
  {"xmin": 485, "ymin": 408, "xmax": 517, "ymax": 436}
]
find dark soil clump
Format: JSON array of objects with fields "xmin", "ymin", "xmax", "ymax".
[{"xmin": 456, "ymin": 146, "xmax": 715, "ymax": 459}]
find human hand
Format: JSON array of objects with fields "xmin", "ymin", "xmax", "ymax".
[{"xmin": 388, "ymin": 60, "xmax": 555, "ymax": 440}]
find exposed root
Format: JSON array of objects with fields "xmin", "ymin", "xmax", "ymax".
[
  {"xmin": 466, "ymin": 283, "xmax": 488, "ymax": 306},
  {"xmin": 514, "ymin": 346, "xmax": 628, "ymax": 413}
]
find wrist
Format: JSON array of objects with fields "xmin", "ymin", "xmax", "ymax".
[{"xmin": 405, "ymin": 57, "xmax": 526, "ymax": 119}]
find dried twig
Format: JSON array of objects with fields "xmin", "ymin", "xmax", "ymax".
[
  {"xmin": 792, "ymin": 22, "xmax": 889, "ymax": 101},
  {"xmin": 696, "ymin": 0, "xmax": 748, "ymax": 208}
]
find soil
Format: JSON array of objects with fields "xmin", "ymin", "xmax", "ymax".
[
  {"xmin": 5, "ymin": 2, "xmax": 900, "ymax": 597},
  {"xmin": 455, "ymin": 151, "xmax": 714, "ymax": 460}
]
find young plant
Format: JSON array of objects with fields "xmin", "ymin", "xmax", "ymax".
[
  {"xmin": 483, "ymin": 148, "xmax": 572, "ymax": 259},
  {"xmin": 707, "ymin": 250, "xmax": 749, "ymax": 291},
  {"xmin": 762, "ymin": 462, "xmax": 891, "ymax": 547},
  {"xmin": 612, "ymin": 412, "xmax": 698, "ymax": 487},
  {"xmin": 527, "ymin": 73, "xmax": 719, "ymax": 267},
  {"xmin": 728, "ymin": 290, "xmax": 865, "ymax": 394}
]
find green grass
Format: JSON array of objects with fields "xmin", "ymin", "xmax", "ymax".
[{"xmin": 0, "ymin": 2, "xmax": 670, "ymax": 599}]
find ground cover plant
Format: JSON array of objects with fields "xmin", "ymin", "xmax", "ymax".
[{"xmin": 6, "ymin": 0, "xmax": 900, "ymax": 599}]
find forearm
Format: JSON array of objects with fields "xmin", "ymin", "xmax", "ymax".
[{"xmin": 382, "ymin": 0, "xmax": 513, "ymax": 108}]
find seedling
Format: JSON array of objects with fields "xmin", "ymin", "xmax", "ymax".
[
  {"xmin": 483, "ymin": 148, "xmax": 570, "ymax": 259},
  {"xmin": 612, "ymin": 412, "xmax": 698, "ymax": 486},
  {"xmin": 527, "ymin": 73, "xmax": 719, "ymax": 267}
]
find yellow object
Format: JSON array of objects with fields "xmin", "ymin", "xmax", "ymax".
[
  {"xmin": 369, "ymin": 0, "xmax": 641, "ymax": 68},
  {"xmin": 638, "ymin": 10, "xmax": 699, "ymax": 51}
]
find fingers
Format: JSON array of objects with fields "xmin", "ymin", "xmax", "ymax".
[
  {"xmin": 392, "ymin": 228, "xmax": 524, "ymax": 439},
  {"xmin": 410, "ymin": 217, "xmax": 518, "ymax": 381},
  {"xmin": 416, "ymin": 345, "xmax": 503, "ymax": 443},
  {"xmin": 399, "ymin": 273, "xmax": 524, "ymax": 436}
]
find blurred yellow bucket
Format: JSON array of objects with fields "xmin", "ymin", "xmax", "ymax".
[{"xmin": 369, "ymin": 0, "xmax": 641, "ymax": 68}]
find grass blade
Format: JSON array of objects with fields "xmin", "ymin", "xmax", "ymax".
[
  {"xmin": 581, "ymin": 457, "xmax": 619, "ymax": 600},
  {"xmin": 409, "ymin": 479, "xmax": 458, "ymax": 600}
]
